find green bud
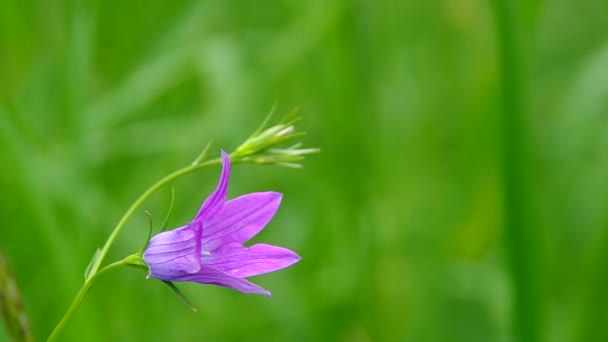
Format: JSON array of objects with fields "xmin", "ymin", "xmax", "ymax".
[{"xmin": 231, "ymin": 109, "xmax": 319, "ymax": 167}]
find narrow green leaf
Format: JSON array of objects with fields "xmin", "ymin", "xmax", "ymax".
[
  {"xmin": 162, "ymin": 281, "xmax": 197, "ymax": 312},
  {"xmin": 191, "ymin": 140, "xmax": 213, "ymax": 166},
  {"xmin": 160, "ymin": 187, "xmax": 175, "ymax": 232},
  {"xmin": 84, "ymin": 248, "xmax": 101, "ymax": 281},
  {"xmin": 140, "ymin": 211, "xmax": 154, "ymax": 251},
  {"xmin": 279, "ymin": 107, "xmax": 301, "ymax": 126},
  {"xmin": 250, "ymin": 102, "xmax": 277, "ymax": 139}
]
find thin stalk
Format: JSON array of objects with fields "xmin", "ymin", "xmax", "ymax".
[
  {"xmin": 492, "ymin": 1, "xmax": 544, "ymax": 342},
  {"xmin": 47, "ymin": 259, "xmax": 131, "ymax": 342},
  {"xmin": 47, "ymin": 157, "xmax": 221, "ymax": 341}
]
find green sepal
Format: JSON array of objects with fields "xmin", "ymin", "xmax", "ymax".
[
  {"xmin": 159, "ymin": 187, "xmax": 175, "ymax": 232},
  {"xmin": 122, "ymin": 252, "xmax": 148, "ymax": 271},
  {"xmin": 162, "ymin": 281, "xmax": 197, "ymax": 312}
]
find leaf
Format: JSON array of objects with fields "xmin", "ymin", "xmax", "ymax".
[
  {"xmin": 191, "ymin": 140, "xmax": 213, "ymax": 166},
  {"xmin": 137, "ymin": 211, "xmax": 154, "ymax": 253},
  {"xmin": 162, "ymin": 281, "xmax": 197, "ymax": 312},
  {"xmin": 160, "ymin": 187, "xmax": 175, "ymax": 232},
  {"xmin": 84, "ymin": 248, "xmax": 101, "ymax": 281}
]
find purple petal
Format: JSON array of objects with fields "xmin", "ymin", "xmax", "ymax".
[
  {"xmin": 201, "ymin": 192, "xmax": 282, "ymax": 251},
  {"xmin": 195, "ymin": 150, "xmax": 231, "ymax": 220},
  {"xmin": 202, "ymin": 242, "xmax": 301, "ymax": 278},
  {"xmin": 143, "ymin": 226, "xmax": 201, "ymax": 280},
  {"xmin": 178, "ymin": 265, "xmax": 271, "ymax": 296}
]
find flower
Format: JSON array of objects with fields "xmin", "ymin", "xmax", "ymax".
[{"xmin": 142, "ymin": 151, "xmax": 301, "ymax": 296}]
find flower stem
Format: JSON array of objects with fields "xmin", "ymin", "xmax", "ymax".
[
  {"xmin": 47, "ymin": 259, "xmax": 129, "ymax": 342},
  {"xmin": 47, "ymin": 158, "xmax": 222, "ymax": 341}
]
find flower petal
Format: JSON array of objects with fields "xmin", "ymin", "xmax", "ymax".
[
  {"xmin": 143, "ymin": 226, "xmax": 201, "ymax": 280},
  {"xmin": 178, "ymin": 265, "xmax": 271, "ymax": 296},
  {"xmin": 203, "ymin": 242, "xmax": 301, "ymax": 278},
  {"xmin": 201, "ymin": 192, "xmax": 282, "ymax": 251},
  {"xmin": 195, "ymin": 150, "xmax": 231, "ymax": 220}
]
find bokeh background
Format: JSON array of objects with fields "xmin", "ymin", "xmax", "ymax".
[{"xmin": 1, "ymin": 1, "xmax": 608, "ymax": 341}]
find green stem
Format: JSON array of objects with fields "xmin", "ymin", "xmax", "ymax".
[
  {"xmin": 47, "ymin": 157, "xmax": 221, "ymax": 341},
  {"xmin": 47, "ymin": 258, "xmax": 131, "ymax": 342}
]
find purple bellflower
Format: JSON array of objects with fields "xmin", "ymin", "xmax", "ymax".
[{"xmin": 142, "ymin": 151, "xmax": 300, "ymax": 296}]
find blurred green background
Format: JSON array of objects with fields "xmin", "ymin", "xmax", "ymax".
[{"xmin": 1, "ymin": 0, "xmax": 608, "ymax": 341}]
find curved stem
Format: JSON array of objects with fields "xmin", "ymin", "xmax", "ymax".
[
  {"xmin": 47, "ymin": 259, "xmax": 129, "ymax": 342},
  {"xmin": 47, "ymin": 279, "xmax": 91, "ymax": 342},
  {"xmin": 47, "ymin": 158, "xmax": 222, "ymax": 341}
]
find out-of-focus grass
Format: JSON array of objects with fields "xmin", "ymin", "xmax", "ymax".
[{"xmin": 1, "ymin": 1, "xmax": 608, "ymax": 341}]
